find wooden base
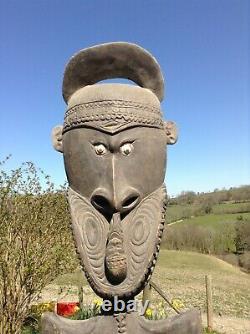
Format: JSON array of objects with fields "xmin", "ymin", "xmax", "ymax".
[{"xmin": 42, "ymin": 308, "xmax": 202, "ymax": 334}]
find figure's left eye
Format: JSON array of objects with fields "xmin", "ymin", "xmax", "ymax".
[
  {"xmin": 94, "ymin": 143, "xmax": 107, "ymax": 155},
  {"xmin": 120, "ymin": 143, "xmax": 133, "ymax": 156}
]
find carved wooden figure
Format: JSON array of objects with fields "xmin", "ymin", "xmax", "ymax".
[{"xmin": 43, "ymin": 42, "xmax": 201, "ymax": 334}]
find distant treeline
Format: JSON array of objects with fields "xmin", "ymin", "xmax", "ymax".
[
  {"xmin": 163, "ymin": 185, "xmax": 250, "ymax": 272},
  {"xmin": 169, "ymin": 185, "xmax": 250, "ymax": 206}
]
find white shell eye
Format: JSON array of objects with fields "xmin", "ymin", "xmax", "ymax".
[
  {"xmin": 94, "ymin": 144, "xmax": 107, "ymax": 155},
  {"xmin": 120, "ymin": 143, "xmax": 133, "ymax": 156}
]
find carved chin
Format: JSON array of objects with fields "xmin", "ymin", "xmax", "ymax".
[
  {"xmin": 105, "ymin": 216, "xmax": 127, "ymax": 284},
  {"xmin": 105, "ymin": 255, "xmax": 127, "ymax": 284},
  {"xmin": 68, "ymin": 185, "xmax": 167, "ymax": 299}
]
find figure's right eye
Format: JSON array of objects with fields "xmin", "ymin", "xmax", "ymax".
[{"xmin": 94, "ymin": 143, "xmax": 107, "ymax": 155}]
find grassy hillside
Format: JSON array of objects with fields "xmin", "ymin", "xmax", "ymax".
[
  {"xmin": 213, "ymin": 202, "xmax": 250, "ymax": 215},
  {"xmin": 149, "ymin": 250, "xmax": 250, "ymax": 318},
  {"xmin": 171, "ymin": 212, "xmax": 250, "ymax": 229},
  {"xmin": 164, "ymin": 199, "xmax": 250, "ymax": 259},
  {"xmin": 166, "ymin": 201, "xmax": 250, "ymax": 224},
  {"xmin": 50, "ymin": 250, "xmax": 250, "ymax": 319}
]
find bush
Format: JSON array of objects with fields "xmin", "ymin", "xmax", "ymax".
[
  {"xmin": 162, "ymin": 223, "xmax": 235, "ymax": 254},
  {"xmin": 234, "ymin": 220, "xmax": 250, "ymax": 254},
  {"xmin": 0, "ymin": 158, "xmax": 77, "ymax": 333},
  {"xmin": 238, "ymin": 252, "xmax": 250, "ymax": 272}
]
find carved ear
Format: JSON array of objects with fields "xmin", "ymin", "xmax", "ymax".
[
  {"xmin": 164, "ymin": 121, "xmax": 178, "ymax": 145},
  {"xmin": 51, "ymin": 125, "xmax": 63, "ymax": 153}
]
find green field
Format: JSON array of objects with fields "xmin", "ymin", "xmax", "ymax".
[
  {"xmin": 213, "ymin": 202, "xmax": 250, "ymax": 215},
  {"xmin": 153, "ymin": 250, "xmax": 250, "ymax": 318},
  {"xmin": 173, "ymin": 212, "xmax": 250, "ymax": 229},
  {"xmin": 166, "ymin": 201, "xmax": 250, "ymax": 224},
  {"xmin": 50, "ymin": 250, "xmax": 250, "ymax": 319}
]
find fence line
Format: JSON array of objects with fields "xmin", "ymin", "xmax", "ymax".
[
  {"xmin": 205, "ymin": 275, "xmax": 213, "ymax": 332},
  {"xmin": 145, "ymin": 281, "xmax": 181, "ymax": 314}
]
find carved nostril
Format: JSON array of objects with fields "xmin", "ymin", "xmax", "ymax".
[
  {"xmin": 91, "ymin": 188, "xmax": 141, "ymax": 220},
  {"xmin": 122, "ymin": 196, "xmax": 138, "ymax": 208},
  {"xmin": 122, "ymin": 194, "xmax": 140, "ymax": 211},
  {"xmin": 91, "ymin": 195, "xmax": 111, "ymax": 210},
  {"xmin": 91, "ymin": 195, "xmax": 114, "ymax": 222}
]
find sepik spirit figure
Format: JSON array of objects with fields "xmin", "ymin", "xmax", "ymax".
[{"xmin": 43, "ymin": 42, "xmax": 202, "ymax": 334}]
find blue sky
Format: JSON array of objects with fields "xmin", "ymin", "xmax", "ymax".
[{"xmin": 0, "ymin": 0, "xmax": 249, "ymax": 196}]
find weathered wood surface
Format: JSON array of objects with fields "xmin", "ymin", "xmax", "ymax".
[{"xmin": 42, "ymin": 309, "xmax": 202, "ymax": 334}]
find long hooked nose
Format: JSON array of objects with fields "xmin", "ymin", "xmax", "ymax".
[{"xmin": 91, "ymin": 187, "xmax": 140, "ymax": 219}]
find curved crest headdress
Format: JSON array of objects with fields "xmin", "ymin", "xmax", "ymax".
[{"xmin": 62, "ymin": 42, "xmax": 165, "ymax": 134}]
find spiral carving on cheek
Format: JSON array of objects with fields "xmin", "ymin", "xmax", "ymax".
[
  {"xmin": 84, "ymin": 215, "xmax": 100, "ymax": 249},
  {"xmin": 123, "ymin": 186, "xmax": 166, "ymax": 286},
  {"xmin": 68, "ymin": 188, "xmax": 109, "ymax": 284},
  {"xmin": 131, "ymin": 216, "xmax": 150, "ymax": 246}
]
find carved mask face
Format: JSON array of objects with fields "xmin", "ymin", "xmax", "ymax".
[
  {"xmin": 63, "ymin": 127, "xmax": 167, "ymax": 298},
  {"xmin": 52, "ymin": 42, "xmax": 178, "ymax": 299},
  {"xmin": 63, "ymin": 127, "xmax": 166, "ymax": 218}
]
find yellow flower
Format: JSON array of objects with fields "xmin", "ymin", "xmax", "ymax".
[
  {"xmin": 74, "ymin": 305, "xmax": 80, "ymax": 312},
  {"xmin": 171, "ymin": 299, "xmax": 184, "ymax": 310},
  {"xmin": 31, "ymin": 302, "xmax": 55, "ymax": 315},
  {"xmin": 93, "ymin": 298, "xmax": 102, "ymax": 307},
  {"xmin": 145, "ymin": 308, "xmax": 153, "ymax": 317}
]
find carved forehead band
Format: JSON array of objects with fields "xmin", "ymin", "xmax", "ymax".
[{"xmin": 62, "ymin": 42, "xmax": 165, "ymax": 134}]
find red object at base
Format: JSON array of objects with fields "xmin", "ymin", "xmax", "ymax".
[{"xmin": 56, "ymin": 302, "xmax": 80, "ymax": 317}]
